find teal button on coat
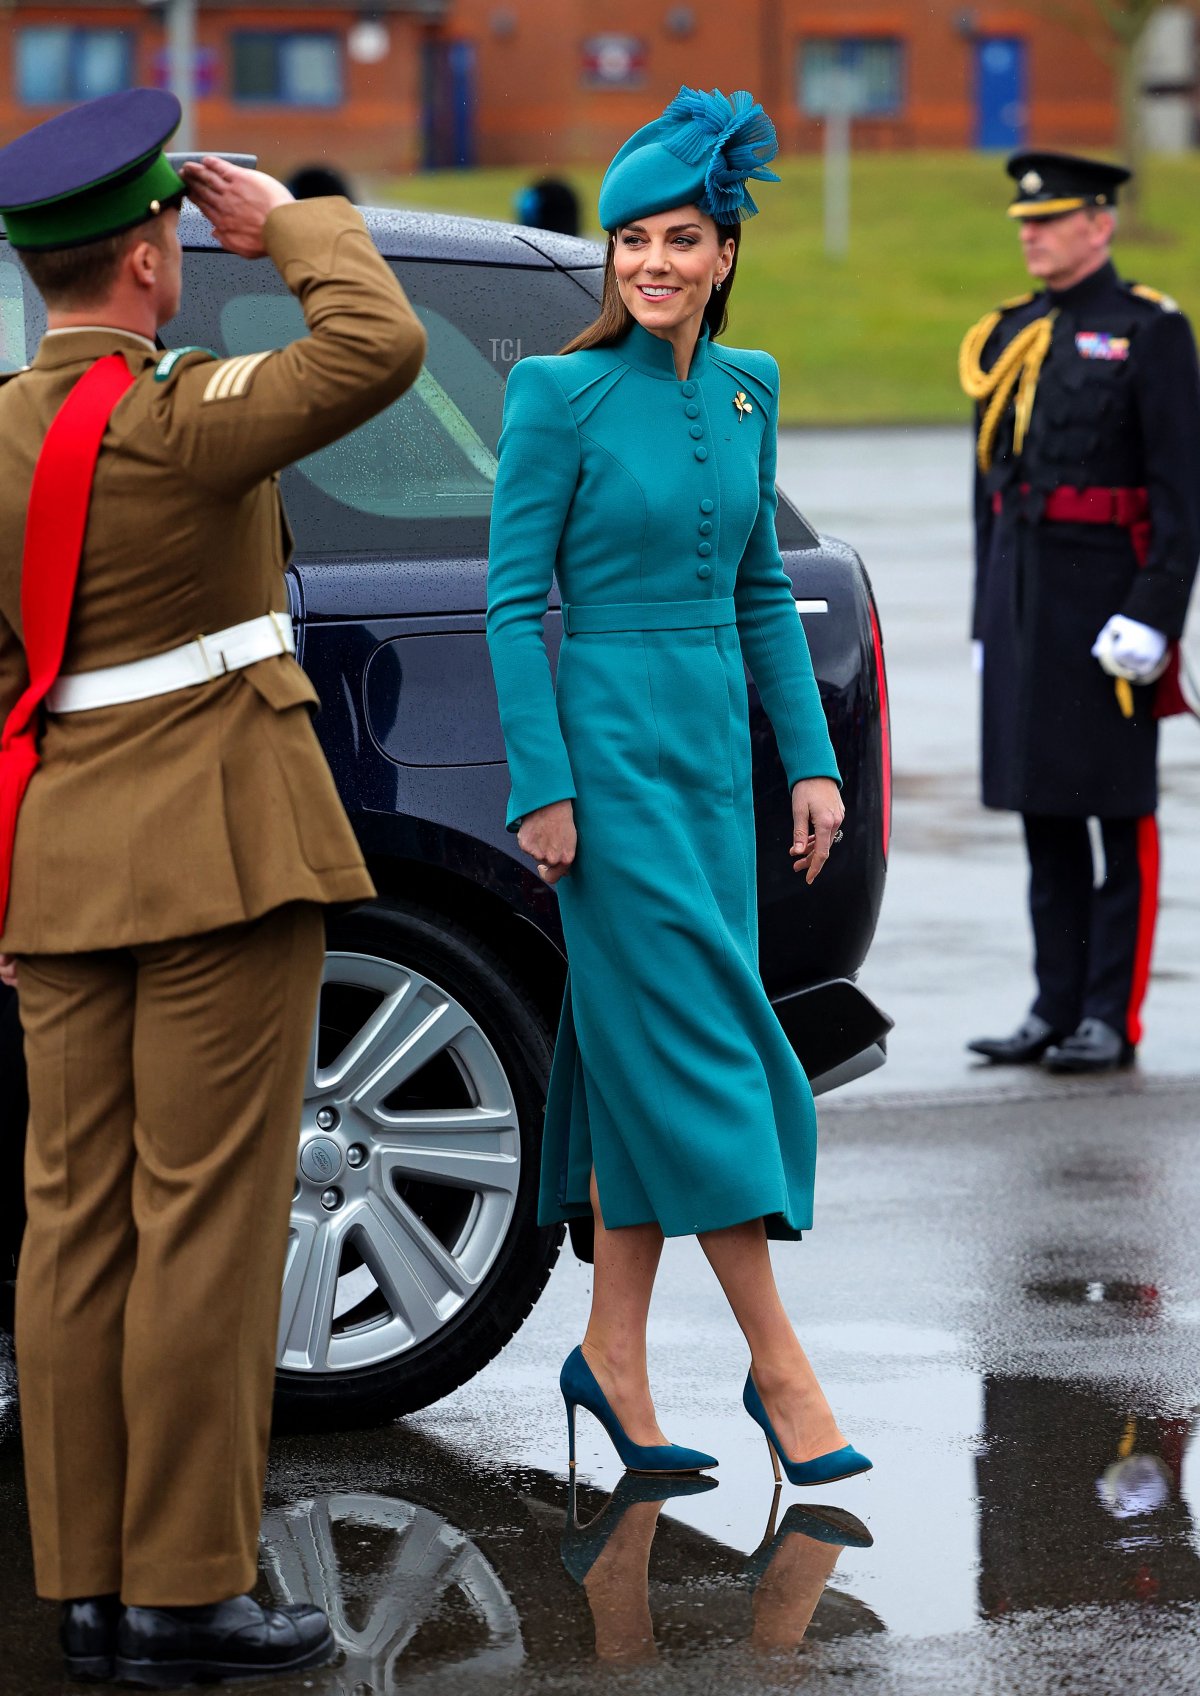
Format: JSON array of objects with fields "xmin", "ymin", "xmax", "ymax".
[{"xmin": 486, "ymin": 320, "xmax": 840, "ymax": 1240}]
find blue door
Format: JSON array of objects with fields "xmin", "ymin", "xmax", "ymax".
[
  {"xmin": 974, "ymin": 38, "xmax": 1027, "ymax": 150},
  {"xmin": 420, "ymin": 39, "xmax": 477, "ymax": 169}
]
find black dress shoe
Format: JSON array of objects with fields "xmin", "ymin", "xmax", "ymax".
[
  {"xmin": 967, "ymin": 1013, "xmax": 1063, "ymax": 1063},
  {"xmin": 61, "ymin": 1594, "xmax": 122, "ymax": 1682},
  {"xmin": 1043, "ymin": 1017, "xmax": 1135, "ymax": 1074},
  {"xmin": 115, "ymin": 1593, "xmax": 334, "ymax": 1688}
]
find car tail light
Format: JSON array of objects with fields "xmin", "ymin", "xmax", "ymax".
[{"xmin": 868, "ymin": 595, "xmax": 891, "ymax": 860}]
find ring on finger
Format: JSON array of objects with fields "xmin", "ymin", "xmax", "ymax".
[{"xmin": 832, "ymin": 829, "xmax": 844, "ymax": 844}]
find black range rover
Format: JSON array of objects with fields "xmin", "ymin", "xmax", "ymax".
[{"xmin": 0, "ymin": 197, "xmax": 891, "ymax": 1430}]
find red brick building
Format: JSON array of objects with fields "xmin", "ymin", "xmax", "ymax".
[
  {"xmin": 0, "ymin": 2, "xmax": 440, "ymax": 177},
  {"xmin": 457, "ymin": 0, "xmax": 1128, "ymax": 165},
  {"xmin": 0, "ymin": 1, "xmax": 1181, "ymax": 178}
]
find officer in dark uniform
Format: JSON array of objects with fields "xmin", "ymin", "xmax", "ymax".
[{"xmin": 960, "ymin": 152, "xmax": 1200, "ymax": 1072}]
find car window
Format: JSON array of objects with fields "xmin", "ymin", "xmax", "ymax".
[
  {"xmin": 0, "ymin": 251, "xmax": 43, "ymax": 372},
  {"xmin": 776, "ymin": 489, "xmax": 819, "ymax": 550},
  {"xmin": 217, "ymin": 291, "xmax": 499, "ymax": 519},
  {"xmin": 168, "ymin": 254, "xmax": 598, "ymax": 559}
]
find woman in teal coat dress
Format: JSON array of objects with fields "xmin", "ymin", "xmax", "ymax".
[{"xmin": 487, "ymin": 88, "xmax": 871, "ymax": 1486}]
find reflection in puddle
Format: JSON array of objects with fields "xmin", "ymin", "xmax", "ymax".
[
  {"xmin": 1027, "ymin": 1278, "xmax": 1164, "ymax": 1317},
  {"xmin": 259, "ymin": 1492, "xmax": 524, "ymax": 1686},
  {"xmin": 561, "ymin": 1474, "xmax": 879, "ymax": 1665},
  {"xmin": 257, "ymin": 1474, "xmax": 883, "ymax": 1688},
  {"xmin": 978, "ymin": 1378, "xmax": 1200, "ymax": 1616}
]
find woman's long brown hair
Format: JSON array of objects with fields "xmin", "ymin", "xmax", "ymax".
[{"xmin": 559, "ymin": 221, "xmax": 742, "ymax": 355}]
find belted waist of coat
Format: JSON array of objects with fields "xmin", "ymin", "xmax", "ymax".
[
  {"xmin": 991, "ymin": 484, "xmax": 1150, "ymax": 527},
  {"xmin": 560, "ymin": 598, "xmax": 737, "ymax": 636}
]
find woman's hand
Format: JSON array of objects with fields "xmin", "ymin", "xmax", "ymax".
[
  {"xmin": 517, "ymin": 799, "xmax": 577, "ymax": 886},
  {"xmin": 789, "ymin": 778, "xmax": 844, "ymax": 884},
  {"xmin": 0, "ymin": 954, "xmax": 17, "ymax": 990}
]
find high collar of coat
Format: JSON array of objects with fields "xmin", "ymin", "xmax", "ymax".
[
  {"xmin": 33, "ymin": 325, "xmax": 158, "ymax": 371},
  {"xmin": 1045, "ymin": 257, "xmax": 1118, "ymax": 311},
  {"xmin": 616, "ymin": 317, "xmax": 712, "ymax": 382}
]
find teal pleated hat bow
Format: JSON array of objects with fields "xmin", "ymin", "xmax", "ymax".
[{"xmin": 598, "ymin": 86, "xmax": 780, "ymax": 233}]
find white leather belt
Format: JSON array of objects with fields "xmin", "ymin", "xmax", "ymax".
[{"xmin": 46, "ymin": 612, "xmax": 296, "ymax": 714}]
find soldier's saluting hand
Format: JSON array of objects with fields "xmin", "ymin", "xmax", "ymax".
[
  {"xmin": 0, "ymin": 89, "xmax": 425, "ymax": 1685},
  {"xmin": 180, "ymin": 154, "xmax": 295, "ymax": 257}
]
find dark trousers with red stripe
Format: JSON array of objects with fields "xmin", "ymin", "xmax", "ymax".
[{"xmin": 1023, "ymin": 814, "xmax": 1159, "ymax": 1045}]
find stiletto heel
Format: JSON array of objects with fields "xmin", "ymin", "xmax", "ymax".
[
  {"xmin": 560, "ymin": 1346, "xmax": 718, "ymax": 1475},
  {"xmin": 766, "ymin": 1433, "xmax": 781, "ymax": 1484},
  {"xmin": 567, "ymin": 1400, "xmax": 577, "ymax": 1470},
  {"xmin": 743, "ymin": 1371, "xmax": 872, "ymax": 1486}
]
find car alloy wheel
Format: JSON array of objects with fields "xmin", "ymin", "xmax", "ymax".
[{"xmin": 280, "ymin": 950, "xmax": 522, "ymax": 1376}]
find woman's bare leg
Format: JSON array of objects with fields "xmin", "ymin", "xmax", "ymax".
[
  {"xmin": 698, "ymin": 1218, "xmax": 845, "ymax": 1463},
  {"xmin": 581, "ymin": 1170, "xmax": 669, "ymax": 1446}
]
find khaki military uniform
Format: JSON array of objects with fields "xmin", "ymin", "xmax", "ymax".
[{"xmin": 0, "ymin": 197, "xmax": 426, "ymax": 1604}]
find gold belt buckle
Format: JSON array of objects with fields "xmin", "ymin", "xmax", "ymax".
[{"xmin": 193, "ymin": 633, "xmax": 228, "ymax": 678}]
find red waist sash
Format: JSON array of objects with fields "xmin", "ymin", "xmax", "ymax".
[
  {"xmin": 0, "ymin": 355, "xmax": 135, "ymax": 927},
  {"xmin": 989, "ymin": 481, "xmax": 1190, "ymax": 720},
  {"xmin": 991, "ymin": 482, "xmax": 1149, "ymax": 556}
]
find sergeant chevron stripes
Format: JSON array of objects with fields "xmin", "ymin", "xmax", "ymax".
[{"xmin": 202, "ymin": 350, "xmax": 273, "ymax": 403}]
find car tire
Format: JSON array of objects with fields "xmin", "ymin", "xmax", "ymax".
[{"xmin": 273, "ymin": 897, "xmax": 562, "ymax": 1431}]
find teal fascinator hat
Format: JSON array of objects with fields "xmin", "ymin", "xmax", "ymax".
[{"xmin": 598, "ymin": 86, "xmax": 780, "ymax": 233}]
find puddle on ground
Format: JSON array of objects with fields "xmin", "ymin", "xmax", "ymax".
[
  {"xmin": 254, "ymin": 1467, "xmax": 884, "ymax": 1688},
  {"xmin": 238, "ymin": 1359, "xmax": 1200, "ymax": 1692}
]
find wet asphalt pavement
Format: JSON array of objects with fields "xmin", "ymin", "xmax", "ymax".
[{"xmin": 2, "ymin": 430, "xmax": 1199, "ymax": 1693}]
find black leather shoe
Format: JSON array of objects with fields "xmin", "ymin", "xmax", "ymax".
[
  {"xmin": 1043, "ymin": 1017, "xmax": 1135, "ymax": 1074},
  {"xmin": 967, "ymin": 1013, "xmax": 1063, "ymax": 1064},
  {"xmin": 61, "ymin": 1594, "xmax": 122, "ymax": 1682},
  {"xmin": 115, "ymin": 1593, "xmax": 334, "ymax": 1688}
]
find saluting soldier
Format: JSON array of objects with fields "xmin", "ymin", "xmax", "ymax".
[
  {"xmin": 0, "ymin": 90, "xmax": 425, "ymax": 1683},
  {"xmin": 959, "ymin": 151, "xmax": 1200, "ymax": 1074}
]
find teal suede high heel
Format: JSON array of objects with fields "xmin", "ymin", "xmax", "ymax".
[
  {"xmin": 743, "ymin": 1372, "xmax": 872, "ymax": 1486},
  {"xmin": 561, "ymin": 1346, "xmax": 718, "ymax": 1475},
  {"xmin": 561, "ymin": 1471, "xmax": 719, "ymax": 1584}
]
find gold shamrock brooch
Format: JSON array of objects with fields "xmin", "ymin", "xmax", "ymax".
[{"xmin": 733, "ymin": 390, "xmax": 753, "ymax": 422}]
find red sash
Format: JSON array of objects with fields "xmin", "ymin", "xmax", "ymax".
[
  {"xmin": 991, "ymin": 482, "xmax": 1191, "ymax": 719},
  {"xmin": 0, "ymin": 355, "xmax": 135, "ymax": 927}
]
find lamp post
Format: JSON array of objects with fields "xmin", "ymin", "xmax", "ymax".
[
  {"xmin": 165, "ymin": 0, "xmax": 196, "ymax": 151},
  {"xmin": 823, "ymin": 68, "xmax": 851, "ymax": 260}
]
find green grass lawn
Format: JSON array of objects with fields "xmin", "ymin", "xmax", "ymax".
[{"xmin": 384, "ymin": 152, "xmax": 1200, "ymax": 425}]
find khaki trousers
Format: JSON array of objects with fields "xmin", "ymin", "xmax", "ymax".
[{"xmin": 14, "ymin": 902, "xmax": 325, "ymax": 1605}]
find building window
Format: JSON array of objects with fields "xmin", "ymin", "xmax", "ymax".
[
  {"xmin": 799, "ymin": 39, "xmax": 904, "ymax": 117},
  {"xmin": 231, "ymin": 33, "xmax": 342, "ymax": 107},
  {"xmin": 16, "ymin": 27, "xmax": 133, "ymax": 105}
]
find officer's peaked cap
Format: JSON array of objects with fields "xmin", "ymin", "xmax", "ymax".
[
  {"xmin": 0, "ymin": 88, "xmax": 185, "ymax": 251},
  {"xmin": 598, "ymin": 86, "xmax": 780, "ymax": 233},
  {"xmin": 1005, "ymin": 149, "xmax": 1131, "ymax": 220}
]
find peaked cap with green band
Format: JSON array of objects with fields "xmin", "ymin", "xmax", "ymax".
[
  {"xmin": 598, "ymin": 86, "xmax": 780, "ymax": 233},
  {"xmin": 0, "ymin": 88, "xmax": 185, "ymax": 252}
]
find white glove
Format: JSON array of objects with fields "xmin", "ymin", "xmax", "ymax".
[{"xmin": 1091, "ymin": 614, "xmax": 1169, "ymax": 683}]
